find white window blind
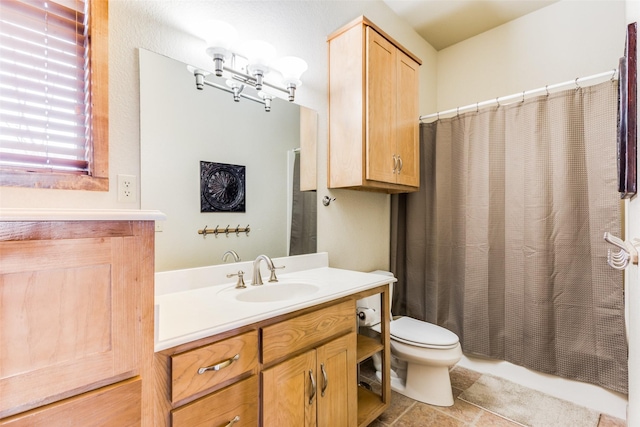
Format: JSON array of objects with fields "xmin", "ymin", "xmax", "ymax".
[{"xmin": 0, "ymin": 0, "xmax": 91, "ymax": 174}]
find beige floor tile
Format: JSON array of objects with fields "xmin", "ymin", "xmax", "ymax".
[
  {"xmin": 376, "ymin": 391, "xmax": 416, "ymax": 424},
  {"xmin": 450, "ymin": 365, "xmax": 483, "ymax": 390},
  {"xmin": 432, "ymin": 396, "xmax": 483, "ymax": 424},
  {"xmin": 393, "ymin": 404, "xmax": 467, "ymax": 427},
  {"xmin": 597, "ymin": 413, "xmax": 627, "ymax": 427},
  {"xmin": 473, "ymin": 410, "xmax": 523, "ymax": 427}
]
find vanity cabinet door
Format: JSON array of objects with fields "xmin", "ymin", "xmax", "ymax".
[
  {"xmin": 316, "ymin": 333, "xmax": 357, "ymax": 427},
  {"xmin": 262, "ymin": 350, "xmax": 317, "ymax": 427},
  {"xmin": 261, "ymin": 332, "xmax": 357, "ymax": 427}
]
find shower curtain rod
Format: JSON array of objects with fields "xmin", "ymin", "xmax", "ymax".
[{"xmin": 419, "ymin": 69, "xmax": 618, "ymax": 122}]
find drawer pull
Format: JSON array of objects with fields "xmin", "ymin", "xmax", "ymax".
[
  {"xmin": 198, "ymin": 353, "xmax": 240, "ymax": 375},
  {"xmin": 309, "ymin": 369, "xmax": 316, "ymax": 405},
  {"xmin": 320, "ymin": 363, "xmax": 328, "ymax": 397},
  {"xmin": 220, "ymin": 415, "xmax": 240, "ymax": 427},
  {"xmin": 397, "ymin": 155, "xmax": 403, "ymax": 173}
]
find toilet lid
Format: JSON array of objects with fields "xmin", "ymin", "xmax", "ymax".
[{"xmin": 390, "ymin": 317, "xmax": 459, "ymax": 348}]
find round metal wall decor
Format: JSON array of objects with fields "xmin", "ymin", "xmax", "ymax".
[{"xmin": 200, "ymin": 161, "xmax": 246, "ymax": 212}]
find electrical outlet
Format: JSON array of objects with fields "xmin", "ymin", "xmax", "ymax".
[{"xmin": 117, "ymin": 174, "xmax": 137, "ymax": 203}]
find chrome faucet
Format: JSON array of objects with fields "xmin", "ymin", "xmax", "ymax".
[
  {"xmin": 222, "ymin": 250, "xmax": 240, "ymax": 263},
  {"xmin": 251, "ymin": 254, "xmax": 284, "ymax": 285}
]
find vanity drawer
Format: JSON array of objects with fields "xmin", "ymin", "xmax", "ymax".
[
  {"xmin": 0, "ymin": 378, "xmax": 141, "ymax": 426},
  {"xmin": 171, "ymin": 375, "xmax": 258, "ymax": 427},
  {"xmin": 171, "ymin": 330, "xmax": 259, "ymax": 403},
  {"xmin": 262, "ymin": 300, "xmax": 355, "ymax": 365}
]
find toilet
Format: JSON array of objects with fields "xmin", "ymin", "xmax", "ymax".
[{"xmin": 358, "ymin": 271, "xmax": 462, "ymax": 407}]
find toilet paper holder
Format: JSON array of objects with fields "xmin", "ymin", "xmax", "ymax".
[{"xmin": 356, "ymin": 307, "xmax": 380, "ymax": 327}]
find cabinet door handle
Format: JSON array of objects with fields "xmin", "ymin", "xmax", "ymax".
[
  {"xmin": 320, "ymin": 363, "xmax": 328, "ymax": 397},
  {"xmin": 198, "ymin": 353, "xmax": 240, "ymax": 374},
  {"xmin": 309, "ymin": 369, "xmax": 316, "ymax": 405},
  {"xmin": 397, "ymin": 155, "xmax": 403, "ymax": 173},
  {"xmin": 220, "ymin": 415, "xmax": 240, "ymax": 427},
  {"xmin": 392, "ymin": 154, "xmax": 398, "ymax": 173}
]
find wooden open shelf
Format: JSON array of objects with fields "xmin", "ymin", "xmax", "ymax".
[
  {"xmin": 357, "ymin": 386, "xmax": 386, "ymax": 427},
  {"xmin": 357, "ymin": 334, "xmax": 384, "ymax": 363},
  {"xmin": 354, "ymin": 284, "xmax": 391, "ymax": 427}
]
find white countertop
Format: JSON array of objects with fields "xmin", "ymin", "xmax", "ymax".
[
  {"xmin": 0, "ymin": 208, "xmax": 166, "ymax": 221},
  {"xmin": 154, "ymin": 254, "xmax": 394, "ymax": 351}
]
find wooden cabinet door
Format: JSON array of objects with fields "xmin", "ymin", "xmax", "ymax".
[
  {"xmin": 316, "ymin": 333, "xmax": 357, "ymax": 427},
  {"xmin": 366, "ymin": 26, "xmax": 397, "ymax": 185},
  {"xmin": 395, "ymin": 49, "xmax": 420, "ymax": 187},
  {"xmin": 262, "ymin": 350, "xmax": 317, "ymax": 427},
  {"xmin": 0, "ymin": 221, "xmax": 151, "ymax": 418}
]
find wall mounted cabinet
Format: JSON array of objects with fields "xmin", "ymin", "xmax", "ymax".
[{"xmin": 328, "ymin": 16, "xmax": 421, "ymax": 194}]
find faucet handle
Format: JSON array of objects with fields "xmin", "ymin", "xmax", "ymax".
[
  {"xmin": 227, "ymin": 270, "xmax": 246, "ymax": 289},
  {"xmin": 268, "ymin": 265, "xmax": 285, "ymax": 283}
]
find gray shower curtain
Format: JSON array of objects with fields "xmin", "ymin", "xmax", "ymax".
[{"xmin": 391, "ymin": 81, "xmax": 628, "ymax": 393}]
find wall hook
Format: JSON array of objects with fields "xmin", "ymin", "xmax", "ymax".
[
  {"xmin": 604, "ymin": 232, "xmax": 638, "ymax": 270},
  {"xmin": 322, "ymin": 196, "xmax": 336, "ymax": 206}
]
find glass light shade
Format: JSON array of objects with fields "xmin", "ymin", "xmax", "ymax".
[
  {"xmin": 273, "ymin": 56, "xmax": 308, "ymax": 86},
  {"xmin": 205, "ymin": 20, "xmax": 238, "ymax": 54},
  {"xmin": 238, "ymin": 40, "xmax": 277, "ymax": 72}
]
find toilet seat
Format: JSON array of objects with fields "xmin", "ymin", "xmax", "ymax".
[{"xmin": 390, "ymin": 317, "xmax": 459, "ymax": 350}]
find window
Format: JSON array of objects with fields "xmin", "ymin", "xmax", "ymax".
[{"xmin": 0, "ymin": 0, "xmax": 108, "ymax": 190}]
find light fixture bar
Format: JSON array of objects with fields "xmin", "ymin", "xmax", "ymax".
[
  {"xmin": 222, "ymin": 63, "xmax": 290, "ymax": 96},
  {"xmin": 202, "ymin": 79, "xmax": 266, "ymax": 106}
]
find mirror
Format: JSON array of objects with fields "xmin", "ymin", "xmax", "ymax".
[{"xmin": 139, "ymin": 49, "xmax": 317, "ymax": 272}]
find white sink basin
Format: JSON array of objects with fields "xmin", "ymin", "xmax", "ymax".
[{"xmin": 235, "ymin": 282, "xmax": 319, "ymax": 303}]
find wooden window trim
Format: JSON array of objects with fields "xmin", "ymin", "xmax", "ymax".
[{"xmin": 0, "ymin": 0, "xmax": 109, "ymax": 191}]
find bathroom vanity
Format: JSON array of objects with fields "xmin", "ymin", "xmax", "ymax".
[{"xmin": 153, "ymin": 253, "xmax": 392, "ymax": 427}]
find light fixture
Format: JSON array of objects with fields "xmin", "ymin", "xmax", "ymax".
[
  {"xmin": 204, "ymin": 20, "xmax": 238, "ymax": 77},
  {"xmin": 187, "ymin": 66, "xmax": 210, "ymax": 90},
  {"xmin": 238, "ymin": 40, "xmax": 276, "ymax": 91},
  {"xmin": 193, "ymin": 20, "xmax": 308, "ymax": 110},
  {"xmin": 272, "ymin": 56, "xmax": 308, "ymax": 102},
  {"xmin": 258, "ymin": 91, "xmax": 273, "ymax": 112},
  {"xmin": 226, "ymin": 80, "xmax": 244, "ymax": 102}
]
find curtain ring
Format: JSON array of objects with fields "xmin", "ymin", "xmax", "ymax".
[
  {"xmin": 495, "ymin": 97, "xmax": 500, "ymax": 108},
  {"xmin": 612, "ymin": 68, "xmax": 617, "ymax": 81},
  {"xmin": 437, "ymin": 111, "xmax": 440, "ymax": 120},
  {"xmin": 456, "ymin": 107, "xmax": 460, "ymax": 116},
  {"xmin": 521, "ymin": 91, "xmax": 525, "ymax": 103},
  {"xmin": 476, "ymin": 102, "xmax": 479, "ymax": 113},
  {"xmin": 545, "ymin": 85, "xmax": 549, "ymax": 96},
  {"xmin": 575, "ymin": 77, "xmax": 580, "ymax": 89}
]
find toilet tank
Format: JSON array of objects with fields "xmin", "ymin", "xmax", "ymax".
[{"xmin": 357, "ymin": 270, "xmax": 395, "ymax": 315}]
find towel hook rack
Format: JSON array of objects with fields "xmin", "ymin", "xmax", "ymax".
[{"xmin": 198, "ymin": 224, "xmax": 251, "ymax": 237}]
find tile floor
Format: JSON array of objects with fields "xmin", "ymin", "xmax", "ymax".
[{"xmin": 359, "ymin": 361, "xmax": 626, "ymax": 427}]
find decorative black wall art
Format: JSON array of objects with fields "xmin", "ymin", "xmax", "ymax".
[
  {"xmin": 618, "ymin": 22, "xmax": 637, "ymax": 199},
  {"xmin": 200, "ymin": 161, "xmax": 246, "ymax": 212}
]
